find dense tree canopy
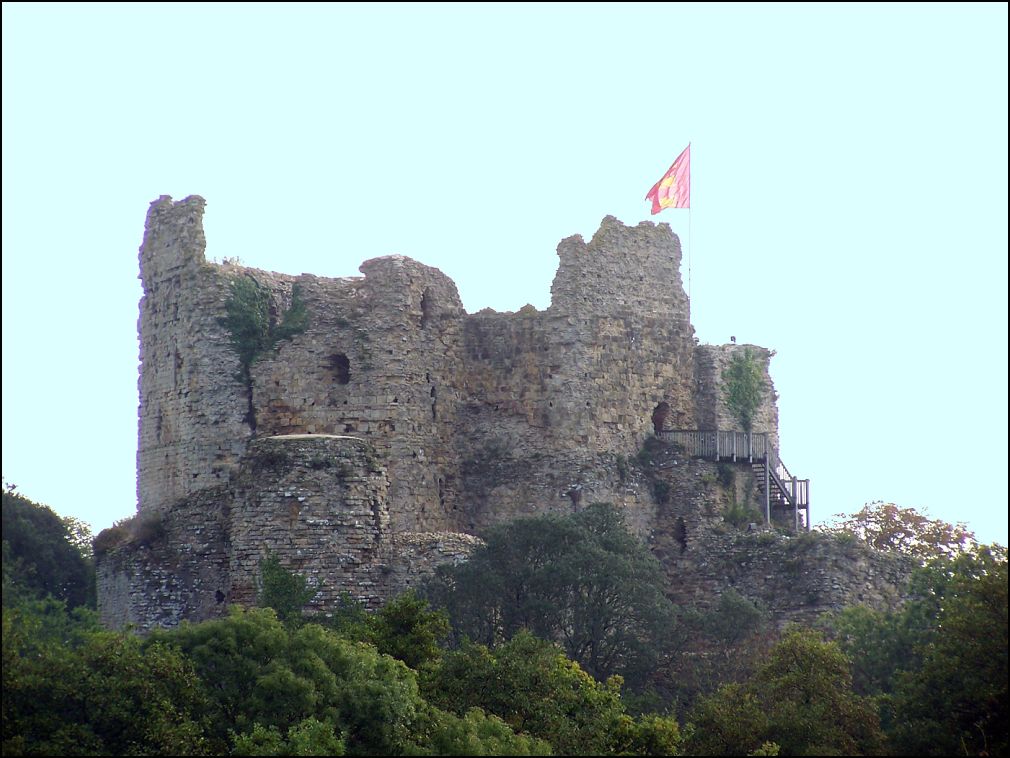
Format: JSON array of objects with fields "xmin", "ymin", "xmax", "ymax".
[
  {"xmin": 151, "ymin": 606, "xmax": 424, "ymax": 756},
  {"xmin": 3, "ymin": 603, "xmax": 208, "ymax": 756},
  {"xmin": 4, "ymin": 600, "xmax": 560, "ymax": 756},
  {"xmin": 4, "ymin": 491, "xmax": 1006, "ymax": 756},
  {"xmin": 424, "ymin": 503, "xmax": 680, "ymax": 688},
  {"xmin": 830, "ymin": 544, "xmax": 1008, "ymax": 757},
  {"xmin": 422, "ymin": 630, "xmax": 680, "ymax": 756},
  {"xmin": 889, "ymin": 545, "xmax": 1008, "ymax": 756},
  {"xmin": 685, "ymin": 628, "xmax": 884, "ymax": 756},
  {"xmin": 658, "ymin": 589, "xmax": 774, "ymax": 714},
  {"xmin": 2, "ymin": 487, "xmax": 94, "ymax": 608}
]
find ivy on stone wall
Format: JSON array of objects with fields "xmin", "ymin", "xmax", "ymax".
[
  {"xmin": 220, "ymin": 276, "xmax": 310, "ymax": 382},
  {"xmin": 221, "ymin": 276, "xmax": 272, "ymax": 380},
  {"xmin": 274, "ymin": 284, "xmax": 310, "ymax": 343},
  {"xmin": 722, "ymin": 348, "xmax": 766, "ymax": 433}
]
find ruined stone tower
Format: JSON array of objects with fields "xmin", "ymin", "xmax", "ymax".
[
  {"xmin": 135, "ymin": 196, "xmax": 705, "ymax": 531},
  {"xmin": 99, "ymin": 195, "xmax": 904, "ymax": 634}
]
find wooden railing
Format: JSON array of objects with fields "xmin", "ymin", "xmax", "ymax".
[
  {"xmin": 658, "ymin": 430, "xmax": 770, "ymax": 461},
  {"xmin": 656, "ymin": 429, "xmax": 810, "ymax": 530}
]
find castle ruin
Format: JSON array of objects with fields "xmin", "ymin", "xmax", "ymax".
[{"xmin": 96, "ymin": 195, "xmax": 908, "ymax": 632}]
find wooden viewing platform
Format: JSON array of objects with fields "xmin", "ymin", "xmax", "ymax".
[{"xmin": 656, "ymin": 430, "xmax": 810, "ymax": 531}]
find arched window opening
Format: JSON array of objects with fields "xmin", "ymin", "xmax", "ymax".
[
  {"xmin": 652, "ymin": 401, "xmax": 671, "ymax": 435},
  {"xmin": 326, "ymin": 353, "xmax": 351, "ymax": 385}
]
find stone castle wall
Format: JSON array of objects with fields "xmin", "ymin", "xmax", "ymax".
[
  {"xmin": 100, "ymin": 433, "xmax": 909, "ymax": 633},
  {"xmin": 227, "ymin": 435, "xmax": 392, "ymax": 610},
  {"xmin": 101, "ymin": 195, "xmax": 898, "ymax": 634},
  {"xmin": 136, "ymin": 199, "xmax": 705, "ymax": 534},
  {"xmin": 137, "ymin": 197, "xmax": 251, "ymax": 514},
  {"xmin": 100, "ymin": 434, "xmax": 486, "ymax": 631},
  {"xmin": 96, "ymin": 485, "xmax": 232, "ymax": 632},
  {"xmin": 636, "ymin": 439, "xmax": 913, "ymax": 624},
  {"xmin": 247, "ymin": 257, "xmax": 468, "ymax": 533},
  {"xmin": 694, "ymin": 343, "xmax": 780, "ymax": 450}
]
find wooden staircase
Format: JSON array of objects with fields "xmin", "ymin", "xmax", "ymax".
[{"xmin": 657, "ymin": 430, "xmax": 810, "ymax": 530}]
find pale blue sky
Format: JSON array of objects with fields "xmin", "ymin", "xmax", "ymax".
[{"xmin": 3, "ymin": 3, "xmax": 1007, "ymax": 545}]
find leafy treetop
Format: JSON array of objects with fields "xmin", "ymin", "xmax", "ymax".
[
  {"xmin": 423, "ymin": 503, "xmax": 681, "ymax": 689},
  {"xmin": 820, "ymin": 501, "xmax": 977, "ymax": 561},
  {"xmin": 2, "ymin": 486, "xmax": 94, "ymax": 609}
]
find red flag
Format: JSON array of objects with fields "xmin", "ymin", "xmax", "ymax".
[{"xmin": 646, "ymin": 144, "xmax": 690, "ymax": 213}]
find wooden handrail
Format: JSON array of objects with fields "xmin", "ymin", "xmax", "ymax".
[{"xmin": 656, "ymin": 429, "xmax": 810, "ymax": 518}]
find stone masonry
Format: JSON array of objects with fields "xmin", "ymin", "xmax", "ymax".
[{"xmin": 97, "ymin": 195, "xmax": 908, "ymax": 632}]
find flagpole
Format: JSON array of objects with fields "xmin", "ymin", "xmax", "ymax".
[
  {"xmin": 687, "ymin": 208, "xmax": 692, "ymax": 328},
  {"xmin": 646, "ymin": 143, "xmax": 691, "ymax": 327},
  {"xmin": 686, "ymin": 141, "xmax": 692, "ymax": 330}
]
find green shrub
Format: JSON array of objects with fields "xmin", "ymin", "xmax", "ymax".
[
  {"xmin": 220, "ymin": 277, "xmax": 310, "ymax": 381},
  {"xmin": 722, "ymin": 348, "xmax": 766, "ymax": 433},
  {"xmin": 273, "ymin": 284, "xmax": 309, "ymax": 343},
  {"xmin": 221, "ymin": 276, "xmax": 272, "ymax": 378}
]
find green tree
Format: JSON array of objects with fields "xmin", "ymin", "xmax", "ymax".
[
  {"xmin": 421, "ymin": 630, "xmax": 681, "ymax": 756},
  {"xmin": 827, "ymin": 603, "xmax": 920, "ymax": 697},
  {"xmin": 610, "ymin": 713, "xmax": 684, "ymax": 757},
  {"xmin": 823, "ymin": 505, "xmax": 987, "ymax": 706},
  {"xmin": 827, "ymin": 544, "xmax": 1008, "ymax": 756},
  {"xmin": 700, "ymin": 588, "xmax": 769, "ymax": 648},
  {"xmin": 661, "ymin": 590, "xmax": 774, "ymax": 714},
  {"xmin": 2, "ymin": 487, "xmax": 94, "ymax": 609},
  {"xmin": 257, "ymin": 553, "xmax": 316, "ymax": 625},
  {"xmin": 151, "ymin": 606, "xmax": 424, "ymax": 756},
  {"xmin": 407, "ymin": 706, "xmax": 553, "ymax": 756},
  {"xmin": 821, "ymin": 501, "xmax": 976, "ymax": 560},
  {"xmin": 686, "ymin": 628, "xmax": 883, "ymax": 756},
  {"xmin": 368, "ymin": 591, "xmax": 450, "ymax": 671},
  {"xmin": 424, "ymin": 503, "xmax": 680, "ymax": 688},
  {"xmin": 230, "ymin": 717, "xmax": 346, "ymax": 756},
  {"xmin": 220, "ymin": 278, "xmax": 309, "ymax": 384},
  {"xmin": 888, "ymin": 545, "xmax": 1008, "ymax": 757},
  {"xmin": 3, "ymin": 603, "xmax": 209, "ymax": 756},
  {"xmin": 221, "ymin": 275, "xmax": 273, "ymax": 382},
  {"xmin": 721, "ymin": 348, "xmax": 766, "ymax": 433},
  {"xmin": 684, "ymin": 683, "xmax": 770, "ymax": 756}
]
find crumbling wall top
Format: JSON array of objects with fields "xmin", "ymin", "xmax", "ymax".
[
  {"xmin": 549, "ymin": 215, "xmax": 688, "ymax": 321},
  {"xmin": 358, "ymin": 254, "xmax": 465, "ymax": 315},
  {"xmin": 139, "ymin": 195, "xmax": 208, "ymax": 286}
]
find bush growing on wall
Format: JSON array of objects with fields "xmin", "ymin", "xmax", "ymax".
[
  {"xmin": 722, "ymin": 348, "xmax": 766, "ymax": 433},
  {"xmin": 220, "ymin": 277, "xmax": 309, "ymax": 382}
]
